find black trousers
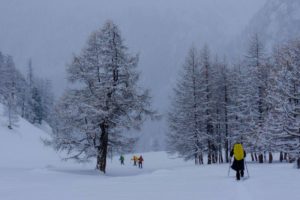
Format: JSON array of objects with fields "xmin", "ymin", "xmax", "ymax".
[{"xmin": 236, "ymin": 170, "xmax": 244, "ymax": 180}]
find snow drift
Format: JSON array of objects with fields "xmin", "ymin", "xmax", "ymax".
[{"xmin": 0, "ymin": 103, "xmax": 62, "ymax": 168}]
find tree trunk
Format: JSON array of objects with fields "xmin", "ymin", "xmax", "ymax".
[
  {"xmin": 268, "ymin": 152, "xmax": 273, "ymax": 163},
  {"xmin": 280, "ymin": 152, "xmax": 283, "ymax": 162},
  {"xmin": 219, "ymin": 150, "xmax": 223, "ymax": 163},
  {"xmin": 297, "ymin": 158, "xmax": 300, "ymax": 169},
  {"xmin": 96, "ymin": 121, "xmax": 109, "ymax": 173},
  {"xmin": 254, "ymin": 153, "xmax": 258, "ymax": 162},
  {"xmin": 211, "ymin": 144, "xmax": 217, "ymax": 163},
  {"xmin": 225, "ymin": 141, "xmax": 229, "ymax": 163},
  {"xmin": 207, "ymin": 153, "xmax": 212, "ymax": 164},
  {"xmin": 212, "ymin": 153, "xmax": 215, "ymax": 164},
  {"xmin": 251, "ymin": 153, "xmax": 254, "ymax": 162},
  {"xmin": 207, "ymin": 141, "xmax": 212, "ymax": 164},
  {"xmin": 224, "ymin": 81, "xmax": 229, "ymax": 163},
  {"xmin": 199, "ymin": 153, "xmax": 203, "ymax": 165},
  {"xmin": 258, "ymin": 154, "xmax": 264, "ymax": 163},
  {"xmin": 284, "ymin": 153, "xmax": 288, "ymax": 161}
]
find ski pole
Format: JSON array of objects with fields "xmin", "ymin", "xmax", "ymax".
[
  {"xmin": 227, "ymin": 157, "xmax": 232, "ymax": 177},
  {"xmin": 244, "ymin": 160, "xmax": 250, "ymax": 178}
]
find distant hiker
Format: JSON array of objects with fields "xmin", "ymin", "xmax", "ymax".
[
  {"xmin": 119, "ymin": 155, "xmax": 125, "ymax": 165},
  {"xmin": 230, "ymin": 143, "xmax": 246, "ymax": 180},
  {"xmin": 131, "ymin": 155, "xmax": 138, "ymax": 166},
  {"xmin": 138, "ymin": 155, "xmax": 144, "ymax": 169}
]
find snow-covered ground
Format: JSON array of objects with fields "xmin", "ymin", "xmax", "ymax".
[{"xmin": 1, "ymin": 105, "xmax": 300, "ymax": 200}]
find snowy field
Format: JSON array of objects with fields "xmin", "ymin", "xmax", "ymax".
[{"xmin": 1, "ymin": 109, "xmax": 300, "ymax": 200}]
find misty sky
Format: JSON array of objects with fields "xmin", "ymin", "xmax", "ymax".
[{"xmin": 0, "ymin": 0, "xmax": 267, "ymax": 150}]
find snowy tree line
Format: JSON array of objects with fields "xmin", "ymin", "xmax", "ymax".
[
  {"xmin": 167, "ymin": 35, "xmax": 300, "ymax": 168},
  {"xmin": 46, "ymin": 21, "xmax": 157, "ymax": 173},
  {"xmin": 0, "ymin": 52, "xmax": 54, "ymax": 129}
]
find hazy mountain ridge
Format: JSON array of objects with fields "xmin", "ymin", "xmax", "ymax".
[{"xmin": 239, "ymin": 0, "xmax": 300, "ymax": 53}]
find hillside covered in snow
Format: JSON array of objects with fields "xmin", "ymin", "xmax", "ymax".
[
  {"xmin": 1, "ymin": 104, "xmax": 300, "ymax": 200},
  {"xmin": 0, "ymin": 104, "xmax": 63, "ymax": 168},
  {"xmin": 233, "ymin": 0, "xmax": 300, "ymax": 55}
]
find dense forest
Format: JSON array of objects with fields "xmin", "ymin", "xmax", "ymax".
[{"xmin": 167, "ymin": 35, "xmax": 300, "ymax": 168}]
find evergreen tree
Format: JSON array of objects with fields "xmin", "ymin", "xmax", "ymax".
[
  {"xmin": 226, "ymin": 63, "xmax": 246, "ymax": 161},
  {"xmin": 266, "ymin": 40, "xmax": 300, "ymax": 167},
  {"xmin": 0, "ymin": 53, "xmax": 54, "ymax": 127},
  {"xmin": 242, "ymin": 34, "xmax": 269, "ymax": 163},
  {"xmin": 199, "ymin": 45, "xmax": 216, "ymax": 164},
  {"xmin": 31, "ymin": 86, "xmax": 43, "ymax": 124},
  {"xmin": 22, "ymin": 61, "xmax": 53, "ymax": 125},
  {"xmin": 0, "ymin": 54, "xmax": 19, "ymax": 129},
  {"xmin": 212, "ymin": 57, "xmax": 231, "ymax": 163},
  {"xmin": 34, "ymin": 78, "xmax": 54, "ymax": 124},
  {"xmin": 167, "ymin": 46, "xmax": 204, "ymax": 164},
  {"xmin": 47, "ymin": 21, "xmax": 156, "ymax": 173}
]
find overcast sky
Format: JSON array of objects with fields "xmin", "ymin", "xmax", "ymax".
[{"xmin": 0, "ymin": 0, "xmax": 267, "ymax": 150}]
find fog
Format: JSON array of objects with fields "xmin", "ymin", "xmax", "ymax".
[{"xmin": 0, "ymin": 0, "xmax": 267, "ymax": 151}]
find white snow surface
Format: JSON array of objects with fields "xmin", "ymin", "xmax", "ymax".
[{"xmin": 1, "ymin": 104, "xmax": 300, "ymax": 200}]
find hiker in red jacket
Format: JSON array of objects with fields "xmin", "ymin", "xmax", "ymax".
[{"xmin": 138, "ymin": 155, "xmax": 144, "ymax": 168}]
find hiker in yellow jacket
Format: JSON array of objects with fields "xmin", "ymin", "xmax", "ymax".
[{"xmin": 230, "ymin": 143, "xmax": 246, "ymax": 180}]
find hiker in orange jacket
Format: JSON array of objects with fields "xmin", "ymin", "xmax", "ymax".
[{"xmin": 131, "ymin": 155, "xmax": 138, "ymax": 166}]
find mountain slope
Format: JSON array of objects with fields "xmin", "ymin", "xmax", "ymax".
[
  {"xmin": 1, "ymin": 103, "xmax": 300, "ymax": 200},
  {"xmin": 237, "ymin": 0, "xmax": 300, "ymax": 53},
  {"xmin": 0, "ymin": 104, "xmax": 62, "ymax": 168}
]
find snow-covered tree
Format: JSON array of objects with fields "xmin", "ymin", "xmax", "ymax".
[
  {"xmin": 168, "ymin": 45, "xmax": 224, "ymax": 164},
  {"xmin": 199, "ymin": 45, "xmax": 217, "ymax": 164},
  {"xmin": 0, "ymin": 52, "xmax": 5, "ymax": 101},
  {"xmin": 266, "ymin": 40, "xmax": 300, "ymax": 168},
  {"xmin": 20, "ymin": 60, "xmax": 54, "ymax": 125},
  {"xmin": 241, "ymin": 34, "xmax": 270, "ymax": 162},
  {"xmin": 0, "ymin": 54, "xmax": 19, "ymax": 129},
  {"xmin": 47, "ymin": 21, "xmax": 156, "ymax": 173},
  {"xmin": 167, "ymin": 46, "xmax": 204, "ymax": 164},
  {"xmin": 31, "ymin": 86, "xmax": 43, "ymax": 124},
  {"xmin": 24, "ymin": 61, "xmax": 39, "ymax": 124},
  {"xmin": 34, "ymin": 78, "xmax": 54, "ymax": 124},
  {"xmin": 225, "ymin": 62, "xmax": 246, "ymax": 159},
  {"xmin": 211, "ymin": 57, "xmax": 232, "ymax": 163}
]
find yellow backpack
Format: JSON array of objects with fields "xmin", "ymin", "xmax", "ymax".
[{"xmin": 234, "ymin": 143, "xmax": 244, "ymax": 161}]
